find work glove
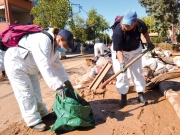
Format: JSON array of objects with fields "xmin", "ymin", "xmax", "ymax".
[
  {"xmin": 64, "ymin": 80, "xmax": 73, "ymax": 89},
  {"xmin": 120, "ymin": 62, "xmax": 126, "ymax": 72},
  {"xmin": 145, "ymin": 43, "xmax": 155, "ymax": 51},
  {"xmin": 56, "ymin": 86, "xmax": 66, "ymax": 99}
]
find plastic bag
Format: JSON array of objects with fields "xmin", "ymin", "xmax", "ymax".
[
  {"xmin": 51, "ymin": 86, "xmax": 95, "ymax": 132},
  {"xmin": 174, "ymin": 56, "xmax": 180, "ymax": 67}
]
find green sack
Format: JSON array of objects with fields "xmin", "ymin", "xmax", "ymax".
[{"xmin": 51, "ymin": 86, "xmax": 95, "ymax": 131}]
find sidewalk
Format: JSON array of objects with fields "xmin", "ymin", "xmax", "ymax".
[{"xmin": 62, "ymin": 49, "xmax": 94, "ymax": 59}]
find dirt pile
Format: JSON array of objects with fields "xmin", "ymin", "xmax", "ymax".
[{"xmin": 1, "ymin": 55, "xmax": 180, "ymax": 135}]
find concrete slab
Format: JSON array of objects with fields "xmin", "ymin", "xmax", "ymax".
[{"xmin": 159, "ymin": 77, "xmax": 180, "ymax": 119}]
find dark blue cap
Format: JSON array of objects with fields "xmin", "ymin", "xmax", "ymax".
[{"xmin": 58, "ymin": 29, "xmax": 73, "ymax": 49}]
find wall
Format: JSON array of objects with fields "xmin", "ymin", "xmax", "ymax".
[
  {"xmin": 0, "ymin": 1, "xmax": 4, "ymax": 5},
  {"xmin": 0, "ymin": 10, "xmax": 5, "ymax": 15},
  {"xmin": 0, "ymin": 0, "xmax": 33, "ymax": 31},
  {"xmin": 12, "ymin": 13, "xmax": 31, "ymax": 25},
  {"xmin": 0, "ymin": 22, "xmax": 8, "ymax": 32}
]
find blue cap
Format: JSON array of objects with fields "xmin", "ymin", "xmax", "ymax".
[
  {"xmin": 122, "ymin": 9, "xmax": 137, "ymax": 26},
  {"xmin": 58, "ymin": 29, "xmax": 73, "ymax": 49}
]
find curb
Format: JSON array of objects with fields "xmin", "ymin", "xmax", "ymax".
[{"xmin": 159, "ymin": 78, "xmax": 180, "ymax": 119}]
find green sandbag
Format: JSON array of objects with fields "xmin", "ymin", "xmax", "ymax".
[{"xmin": 51, "ymin": 86, "xmax": 95, "ymax": 131}]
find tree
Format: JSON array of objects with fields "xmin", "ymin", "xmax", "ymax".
[
  {"xmin": 69, "ymin": 7, "xmax": 110, "ymax": 44},
  {"xmin": 141, "ymin": 16, "xmax": 156, "ymax": 33},
  {"xmin": 86, "ymin": 8, "xmax": 109, "ymax": 40},
  {"xmin": 69, "ymin": 14, "xmax": 87, "ymax": 43},
  {"xmin": 139, "ymin": 0, "xmax": 180, "ymax": 37},
  {"xmin": 30, "ymin": 0, "xmax": 72, "ymax": 29}
]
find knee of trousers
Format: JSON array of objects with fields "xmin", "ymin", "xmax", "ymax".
[{"xmin": 116, "ymin": 82, "xmax": 129, "ymax": 94}]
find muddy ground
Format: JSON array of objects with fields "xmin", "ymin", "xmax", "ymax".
[{"xmin": 0, "ymin": 54, "xmax": 180, "ymax": 135}]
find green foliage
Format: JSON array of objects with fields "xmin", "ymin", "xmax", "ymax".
[
  {"xmin": 139, "ymin": 0, "xmax": 180, "ymax": 37},
  {"xmin": 86, "ymin": 8, "xmax": 110, "ymax": 40},
  {"xmin": 68, "ymin": 8, "xmax": 110, "ymax": 43},
  {"xmin": 151, "ymin": 36, "xmax": 166, "ymax": 43},
  {"xmin": 141, "ymin": 16, "xmax": 156, "ymax": 33},
  {"xmin": 69, "ymin": 14, "xmax": 87, "ymax": 43},
  {"xmin": 30, "ymin": 0, "xmax": 72, "ymax": 28}
]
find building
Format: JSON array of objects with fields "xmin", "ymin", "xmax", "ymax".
[{"xmin": 0, "ymin": 0, "xmax": 33, "ymax": 32}]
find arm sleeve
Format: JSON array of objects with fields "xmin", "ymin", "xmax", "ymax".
[
  {"xmin": 138, "ymin": 19, "xmax": 148, "ymax": 34},
  {"xmin": 113, "ymin": 33, "xmax": 123, "ymax": 51},
  {"xmin": 30, "ymin": 34, "xmax": 64, "ymax": 90},
  {"xmin": 113, "ymin": 24, "xmax": 123, "ymax": 51},
  {"xmin": 51, "ymin": 52, "xmax": 69, "ymax": 83}
]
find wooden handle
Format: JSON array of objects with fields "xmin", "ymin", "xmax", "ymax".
[{"xmin": 99, "ymin": 49, "xmax": 149, "ymax": 88}]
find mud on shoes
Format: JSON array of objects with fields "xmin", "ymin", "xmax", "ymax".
[
  {"xmin": 30, "ymin": 122, "xmax": 46, "ymax": 132},
  {"xmin": 138, "ymin": 92, "xmax": 148, "ymax": 105},
  {"xmin": 119, "ymin": 94, "xmax": 127, "ymax": 108}
]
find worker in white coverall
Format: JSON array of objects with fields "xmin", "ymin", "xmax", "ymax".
[
  {"xmin": 94, "ymin": 38, "xmax": 109, "ymax": 57},
  {"xmin": 112, "ymin": 9, "xmax": 155, "ymax": 108},
  {"xmin": 4, "ymin": 28, "xmax": 74, "ymax": 131},
  {"xmin": 0, "ymin": 38, "xmax": 8, "ymax": 79}
]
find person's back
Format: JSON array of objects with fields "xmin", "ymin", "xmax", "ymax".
[{"xmin": 17, "ymin": 28, "xmax": 56, "ymax": 71}]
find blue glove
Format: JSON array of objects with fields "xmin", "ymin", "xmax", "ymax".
[
  {"xmin": 120, "ymin": 63, "xmax": 125, "ymax": 72},
  {"xmin": 146, "ymin": 43, "xmax": 155, "ymax": 51},
  {"xmin": 56, "ymin": 86, "xmax": 66, "ymax": 99}
]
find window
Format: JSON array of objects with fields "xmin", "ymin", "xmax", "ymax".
[{"xmin": 0, "ymin": 15, "xmax": 6, "ymax": 22}]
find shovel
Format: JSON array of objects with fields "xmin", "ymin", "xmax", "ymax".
[{"xmin": 97, "ymin": 49, "xmax": 149, "ymax": 91}]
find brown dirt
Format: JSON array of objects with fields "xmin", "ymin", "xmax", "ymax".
[{"xmin": 0, "ymin": 54, "xmax": 180, "ymax": 135}]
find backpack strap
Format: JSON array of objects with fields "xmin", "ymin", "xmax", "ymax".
[
  {"xmin": 42, "ymin": 28, "xmax": 54, "ymax": 45},
  {"xmin": 18, "ymin": 29, "xmax": 54, "ymax": 60}
]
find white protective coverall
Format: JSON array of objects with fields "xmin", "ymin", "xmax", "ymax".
[
  {"xmin": 94, "ymin": 42, "xmax": 109, "ymax": 57},
  {"xmin": 0, "ymin": 49, "xmax": 6, "ymax": 71},
  {"xmin": 114, "ymin": 44, "xmax": 146, "ymax": 94},
  {"xmin": 4, "ymin": 28, "xmax": 69, "ymax": 127}
]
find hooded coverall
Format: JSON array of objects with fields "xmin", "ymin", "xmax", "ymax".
[
  {"xmin": 4, "ymin": 28, "xmax": 69, "ymax": 126},
  {"xmin": 0, "ymin": 50, "xmax": 5, "ymax": 71},
  {"xmin": 0, "ymin": 39, "xmax": 8, "ymax": 72},
  {"xmin": 94, "ymin": 42, "xmax": 109, "ymax": 57}
]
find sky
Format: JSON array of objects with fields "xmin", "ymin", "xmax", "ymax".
[{"xmin": 69, "ymin": 0, "xmax": 148, "ymax": 36}]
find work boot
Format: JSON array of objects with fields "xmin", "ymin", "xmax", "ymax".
[
  {"xmin": 138, "ymin": 92, "xmax": 148, "ymax": 105},
  {"xmin": 119, "ymin": 94, "xmax": 127, "ymax": 108},
  {"xmin": 2, "ymin": 71, "xmax": 6, "ymax": 77},
  {"xmin": 30, "ymin": 122, "xmax": 46, "ymax": 132}
]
